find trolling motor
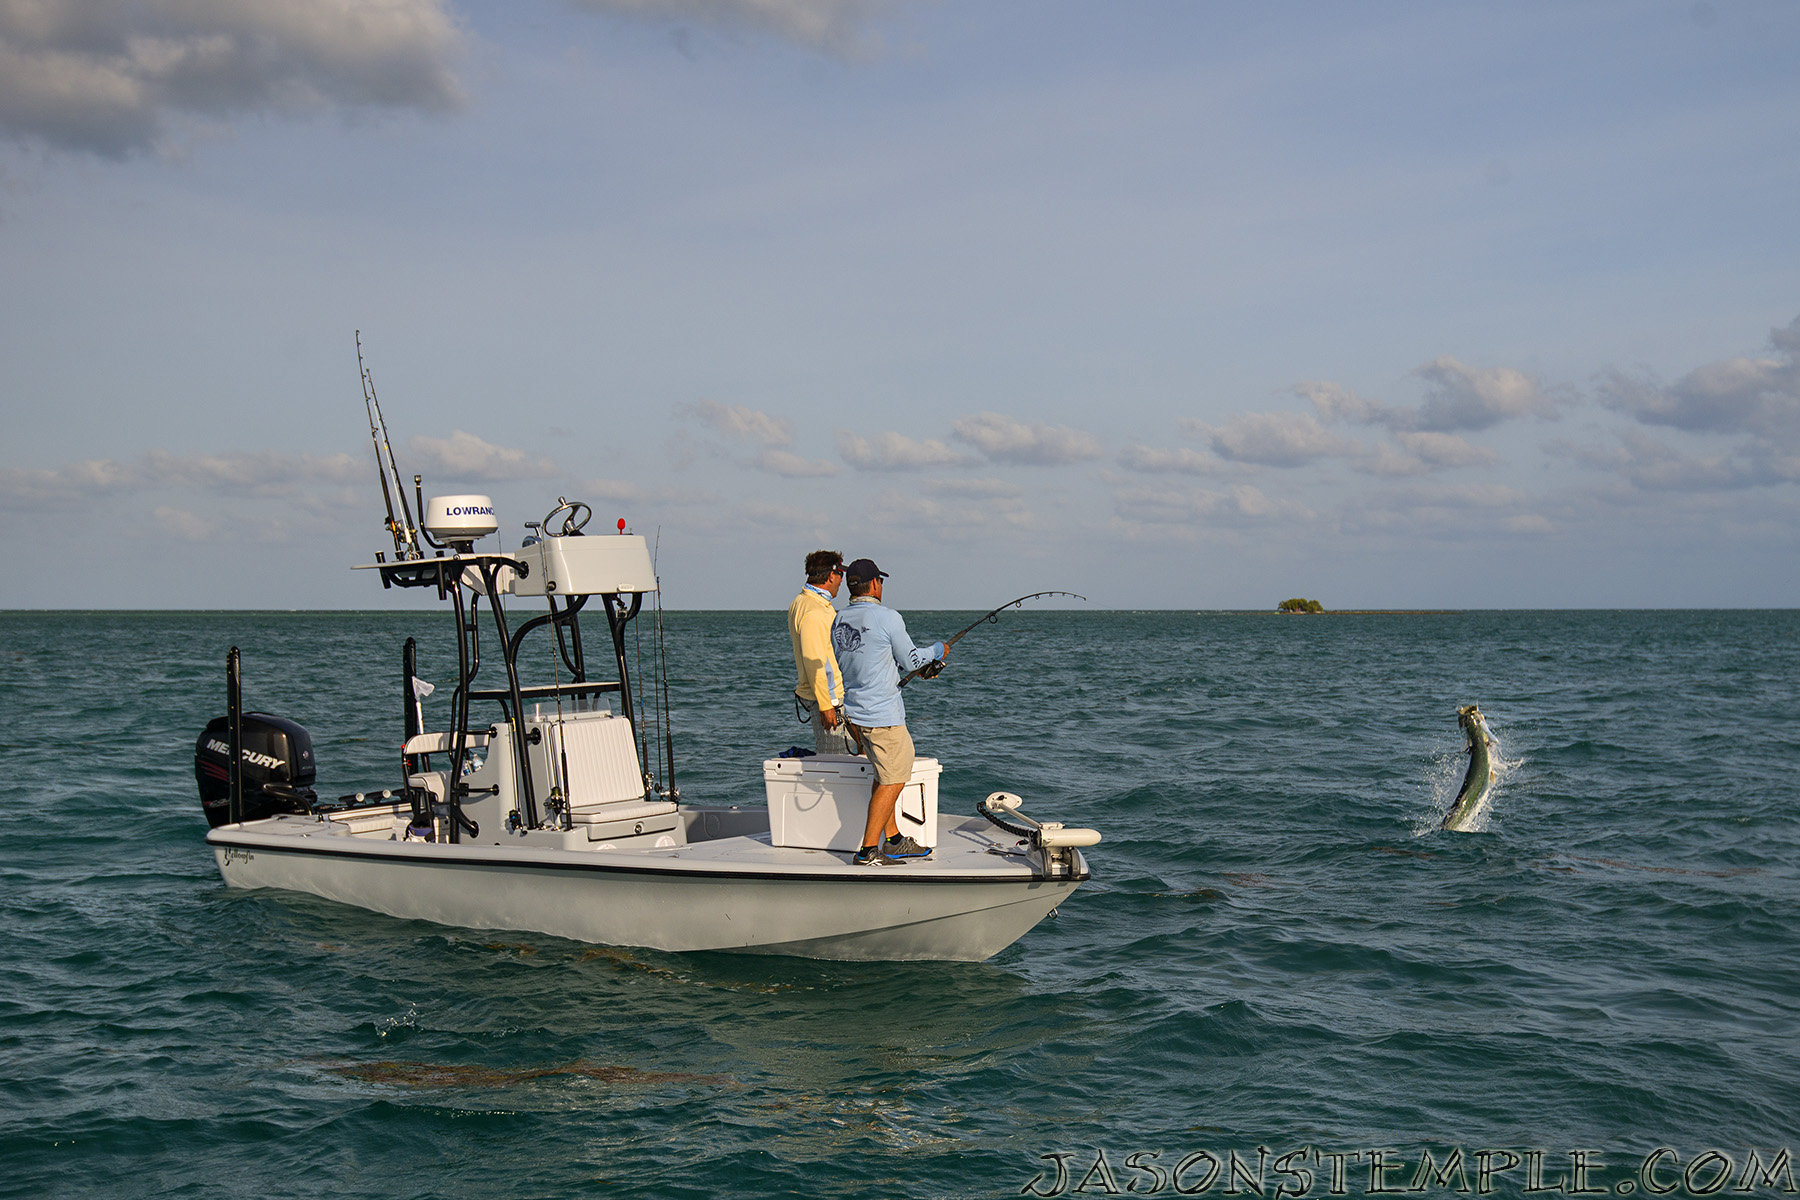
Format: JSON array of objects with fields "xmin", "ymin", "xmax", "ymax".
[{"xmin": 978, "ymin": 791, "xmax": 1102, "ymax": 880}]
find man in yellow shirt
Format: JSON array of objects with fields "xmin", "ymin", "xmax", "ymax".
[{"xmin": 788, "ymin": 550, "xmax": 855, "ymax": 754}]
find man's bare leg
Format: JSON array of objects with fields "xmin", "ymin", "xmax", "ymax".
[{"xmin": 860, "ymin": 781, "xmax": 905, "ymax": 850}]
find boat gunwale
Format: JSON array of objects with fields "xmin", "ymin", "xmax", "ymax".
[{"xmin": 205, "ymin": 826, "xmax": 1091, "ymax": 885}]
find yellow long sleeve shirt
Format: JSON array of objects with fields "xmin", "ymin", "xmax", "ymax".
[{"xmin": 788, "ymin": 585, "xmax": 844, "ymax": 709}]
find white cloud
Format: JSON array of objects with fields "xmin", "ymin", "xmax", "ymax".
[
  {"xmin": 0, "ymin": 0, "xmax": 464, "ymax": 158},
  {"xmin": 151, "ymin": 504, "xmax": 219, "ymax": 541},
  {"xmin": 866, "ymin": 475, "xmax": 1031, "ymax": 534},
  {"xmin": 1171, "ymin": 402, "xmax": 1499, "ymax": 477},
  {"xmin": 835, "ymin": 429, "xmax": 973, "ymax": 471},
  {"xmin": 0, "ymin": 448, "xmax": 368, "ymax": 507},
  {"xmin": 1113, "ymin": 482, "xmax": 1312, "ymax": 529},
  {"xmin": 1409, "ymin": 357, "xmax": 1557, "ymax": 431},
  {"xmin": 143, "ymin": 448, "xmax": 366, "ymax": 492},
  {"xmin": 1352, "ymin": 431, "xmax": 1500, "ymax": 476},
  {"xmin": 1116, "ymin": 445, "xmax": 1224, "ymax": 475},
  {"xmin": 951, "ymin": 412, "xmax": 1103, "ymax": 466},
  {"xmin": 1382, "ymin": 481, "xmax": 1533, "ymax": 511},
  {"xmin": 1349, "ymin": 443, "xmax": 1425, "ymax": 478},
  {"xmin": 1554, "ymin": 314, "xmax": 1800, "ymax": 494},
  {"xmin": 1397, "ymin": 431, "xmax": 1499, "ymax": 468},
  {"xmin": 405, "ymin": 431, "xmax": 556, "ymax": 481},
  {"xmin": 1328, "ymin": 480, "xmax": 1549, "ymax": 542},
  {"xmin": 1297, "ymin": 380, "xmax": 1390, "ymax": 426},
  {"xmin": 753, "ymin": 448, "xmax": 838, "ymax": 478},
  {"xmin": 919, "ymin": 476, "xmax": 1022, "ymax": 501},
  {"xmin": 0, "ymin": 456, "xmax": 140, "ymax": 503},
  {"xmin": 568, "ymin": 0, "xmax": 875, "ymax": 53},
  {"xmin": 1598, "ymin": 314, "xmax": 1800, "ymax": 446},
  {"xmin": 1301, "ymin": 360, "xmax": 1557, "ymax": 434},
  {"xmin": 1546, "ymin": 427, "xmax": 1796, "ymax": 492},
  {"xmin": 682, "ymin": 398, "xmax": 794, "ymax": 448},
  {"xmin": 1183, "ymin": 411, "xmax": 1351, "ymax": 467},
  {"xmin": 677, "ymin": 399, "xmax": 840, "ymax": 476}
]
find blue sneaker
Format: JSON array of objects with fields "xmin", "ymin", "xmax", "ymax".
[
  {"xmin": 884, "ymin": 834, "xmax": 930, "ymax": 860},
  {"xmin": 853, "ymin": 844, "xmax": 897, "ymax": 866}
]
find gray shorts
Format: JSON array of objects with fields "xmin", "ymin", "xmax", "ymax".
[
  {"xmin": 858, "ymin": 724, "xmax": 915, "ymax": 785},
  {"xmin": 798, "ymin": 695, "xmax": 857, "ymax": 755}
]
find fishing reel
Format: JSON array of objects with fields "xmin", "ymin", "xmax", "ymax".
[
  {"xmin": 543, "ymin": 786, "xmax": 571, "ymax": 832},
  {"xmin": 917, "ymin": 660, "xmax": 946, "ymax": 680}
]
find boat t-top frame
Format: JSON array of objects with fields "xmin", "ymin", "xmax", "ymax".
[
  {"xmin": 343, "ymin": 337, "xmax": 673, "ymax": 844},
  {"xmin": 370, "ymin": 518, "xmax": 663, "ymax": 842}
]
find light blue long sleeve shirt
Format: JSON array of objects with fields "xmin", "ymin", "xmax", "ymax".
[{"xmin": 830, "ymin": 597, "xmax": 945, "ymax": 728}]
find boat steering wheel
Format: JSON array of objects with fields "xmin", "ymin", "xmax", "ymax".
[{"xmin": 542, "ymin": 499, "xmax": 592, "ymax": 537}]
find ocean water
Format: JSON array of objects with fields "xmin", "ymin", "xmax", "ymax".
[{"xmin": 1, "ymin": 608, "xmax": 1796, "ymax": 1199}]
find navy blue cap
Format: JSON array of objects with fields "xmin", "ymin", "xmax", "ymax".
[{"xmin": 845, "ymin": 558, "xmax": 888, "ymax": 585}]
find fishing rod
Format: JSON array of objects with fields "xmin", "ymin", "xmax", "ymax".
[
  {"xmin": 357, "ymin": 331, "xmax": 419, "ymax": 561},
  {"xmin": 653, "ymin": 527, "xmax": 679, "ymax": 802},
  {"xmin": 898, "ymin": 591, "xmax": 1087, "ymax": 688}
]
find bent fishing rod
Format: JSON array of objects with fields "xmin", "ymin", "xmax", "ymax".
[{"xmin": 898, "ymin": 591, "xmax": 1087, "ymax": 688}]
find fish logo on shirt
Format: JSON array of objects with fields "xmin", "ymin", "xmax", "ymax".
[{"xmin": 833, "ymin": 624, "xmax": 862, "ymax": 654}]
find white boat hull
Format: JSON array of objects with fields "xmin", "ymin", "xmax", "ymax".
[{"xmin": 208, "ymin": 812, "xmax": 1085, "ymax": 962}]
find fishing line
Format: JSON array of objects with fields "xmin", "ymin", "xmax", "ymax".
[{"xmin": 898, "ymin": 591, "xmax": 1087, "ymax": 687}]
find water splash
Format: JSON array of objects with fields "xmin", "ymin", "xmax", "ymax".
[
  {"xmin": 374, "ymin": 1004, "xmax": 421, "ymax": 1039},
  {"xmin": 1415, "ymin": 715, "xmax": 1523, "ymax": 835}
]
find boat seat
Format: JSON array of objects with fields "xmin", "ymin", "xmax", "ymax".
[
  {"xmin": 566, "ymin": 799, "xmax": 678, "ymax": 824},
  {"xmin": 407, "ymin": 770, "xmax": 449, "ymax": 801},
  {"xmin": 403, "ymin": 731, "xmax": 489, "ymax": 755},
  {"xmin": 528, "ymin": 710, "xmax": 654, "ymax": 812}
]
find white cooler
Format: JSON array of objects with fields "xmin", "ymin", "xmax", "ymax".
[{"xmin": 762, "ymin": 754, "xmax": 941, "ymax": 851}]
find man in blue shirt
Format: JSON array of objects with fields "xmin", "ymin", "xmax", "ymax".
[{"xmin": 831, "ymin": 558, "xmax": 946, "ymax": 865}]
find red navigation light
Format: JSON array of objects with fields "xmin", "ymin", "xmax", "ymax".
[{"xmin": 617, "ymin": 518, "xmax": 627, "ymax": 534}]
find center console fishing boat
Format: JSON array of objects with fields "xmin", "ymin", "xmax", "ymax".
[{"xmin": 196, "ymin": 366, "xmax": 1098, "ymax": 962}]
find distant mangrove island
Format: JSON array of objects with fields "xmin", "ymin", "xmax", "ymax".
[{"xmin": 1271, "ymin": 598, "xmax": 1459, "ymax": 615}]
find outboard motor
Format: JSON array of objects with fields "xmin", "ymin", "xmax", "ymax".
[{"xmin": 195, "ymin": 713, "xmax": 318, "ymax": 827}]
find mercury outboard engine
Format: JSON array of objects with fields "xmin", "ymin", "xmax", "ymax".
[{"xmin": 195, "ymin": 713, "xmax": 318, "ymax": 828}]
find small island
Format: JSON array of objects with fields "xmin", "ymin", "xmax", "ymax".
[{"xmin": 1260, "ymin": 600, "xmax": 1460, "ymax": 615}]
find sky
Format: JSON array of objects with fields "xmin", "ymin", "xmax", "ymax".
[{"xmin": 1, "ymin": 0, "xmax": 1797, "ymax": 610}]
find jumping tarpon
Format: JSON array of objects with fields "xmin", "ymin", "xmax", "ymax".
[{"xmin": 1441, "ymin": 705, "xmax": 1497, "ymax": 832}]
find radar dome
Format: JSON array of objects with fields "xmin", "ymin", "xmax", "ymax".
[{"xmin": 423, "ymin": 495, "xmax": 498, "ymax": 541}]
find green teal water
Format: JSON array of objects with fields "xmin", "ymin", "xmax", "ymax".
[{"xmin": 1, "ymin": 610, "xmax": 1796, "ymax": 1198}]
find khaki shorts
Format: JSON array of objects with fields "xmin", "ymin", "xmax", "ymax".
[{"xmin": 857, "ymin": 724, "xmax": 915, "ymax": 785}]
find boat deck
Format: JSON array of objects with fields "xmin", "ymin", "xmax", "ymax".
[{"xmin": 214, "ymin": 805, "xmax": 1063, "ymax": 882}]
